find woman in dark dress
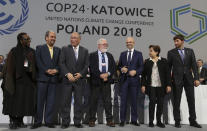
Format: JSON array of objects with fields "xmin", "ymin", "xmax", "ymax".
[
  {"xmin": 2, "ymin": 32, "xmax": 36, "ymax": 129},
  {"xmin": 141, "ymin": 45, "xmax": 171, "ymax": 128}
]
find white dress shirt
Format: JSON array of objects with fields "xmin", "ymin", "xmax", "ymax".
[{"xmin": 150, "ymin": 57, "xmax": 162, "ymax": 87}]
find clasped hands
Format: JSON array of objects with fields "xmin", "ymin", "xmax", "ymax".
[
  {"xmin": 121, "ymin": 66, "xmax": 136, "ymax": 77},
  {"xmin": 66, "ymin": 72, "xmax": 82, "ymax": 82}
]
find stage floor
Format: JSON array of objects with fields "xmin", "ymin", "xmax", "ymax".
[{"xmin": 0, "ymin": 124, "xmax": 206, "ymax": 131}]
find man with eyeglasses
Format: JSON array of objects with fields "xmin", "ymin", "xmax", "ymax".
[
  {"xmin": 59, "ymin": 32, "xmax": 89, "ymax": 129},
  {"xmin": 118, "ymin": 37, "xmax": 143, "ymax": 127},
  {"xmin": 88, "ymin": 38, "xmax": 116, "ymax": 127}
]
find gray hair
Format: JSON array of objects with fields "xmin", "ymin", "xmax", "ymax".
[{"xmin": 97, "ymin": 38, "xmax": 107, "ymax": 45}]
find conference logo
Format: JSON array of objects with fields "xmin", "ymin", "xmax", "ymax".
[
  {"xmin": 170, "ymin": 4, "xmax": 207, "ymax": 44},
  {"xmin": 0, "ymin": 0, "xmax": 29, "ymax": 35}
]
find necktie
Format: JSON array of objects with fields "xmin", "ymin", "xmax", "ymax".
[
  {"xmin": 48, "ymin": 46, "xmax": 53, "ymax": 59},
  {"xmin": 178, "ymin": 49, "xmax": 185, "ymax": 63},
  {"xmin": 74, "ymin": 47, "xmax": 78, "ymax": 60},
  {"xmin": 101, "ymin": 53, "xmax": 106, "ymax": 73},
  {"xmin": 127, "ymin": 50, "xmax": 131, "ymax": 66}
]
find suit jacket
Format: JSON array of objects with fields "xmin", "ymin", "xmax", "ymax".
[
  {"xmin": 199, "ymin": 67, "xmax": 207, "ymax": 85},
  {"xmin": 141, "ymin": 57, "xmax": 172, "ymax": 95},
  {"xmin": 89, "ymin": 51, "xmax": 116, "ymax": 86},
  {"xmin": 118, "ymin": 49, "xmax": 143, "ymax": 86},
  {"xmin": 167, "ymin": 48, "xmax": 198, "ymax": 86},
  {"xmin": 36, "ymin": 44, "xmax": 60, "ymax": 83},
  {"xmin": 59, "ymin": 45, "xmax": 89, "ymax": 84}
]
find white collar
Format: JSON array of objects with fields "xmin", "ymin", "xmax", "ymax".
[
  {"xmin": 150, "ymin": 56, "xmax": 161, "ymax": 61},
  {"xmin": 128, "ymin": 48, "xmax": 134, "ymax": 52},
  {"xmin": 73, "ymin": 45, "xmax": 79, "ymax": 50}
]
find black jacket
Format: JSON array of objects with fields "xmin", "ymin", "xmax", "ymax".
[
  {"xmin": 141, "ymin": 57, "xmax": 172, "ymax": 95},
  {"xmin": 89, "ymin": 51, "xmax": 116, "ymax": 86}
]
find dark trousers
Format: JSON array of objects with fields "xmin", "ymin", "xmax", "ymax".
[
  {"xmin": 9, "ymin": 115, "xmax": 24, "ymax": 124},
  {"xmin": 89, "ymin": 82, "xmax": 113, "ymax": 122},
  {"xmin": 173, "ymin": 76, "xmax": 196, "ymax": 123},
  {"xmin": 120, "ymin": 79, "xmax": 138, "ymax": 122},
  {"xmin": 60, "ymin": 83, "xmax": 83, "ymax": 125},
  {"xmin": 148, "ymin": 87, "xmax": 164, "ymax": 123},
  {"xmin": 35, "ymin": 82, "xmax": 56, "ymax": 124}
]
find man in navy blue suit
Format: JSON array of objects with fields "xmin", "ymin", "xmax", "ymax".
[
  {"xmin": 118, "ymin": 37, "xmax": 143, "ymax": 127},
  {"xmin": 31, "ymin": 31, "xmax": 60, "ymax": 129}
]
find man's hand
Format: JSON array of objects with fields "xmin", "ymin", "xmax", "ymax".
[
  {"xmin": 74, "ymin": 73, "xmax": 82, "ymax": 81},
  {"xmin": 141, "ymin": 86, "xmax": 145, "ymax": 94},
  {"xmin": 100, "ymin": 73, "xmax": 109, "ymax": 81},
  {"xmin": 166, "ymin": 86, "xmax": 171, "ymax": 93},
  {"xmin": 67, "ymin": 73, "xmax": 76, "ymax": 82},
  {"xmin": 121, "ymin": 66, "xmax": 128, "ymax": 73},
  {"xmin": 129, "ymin": 70, "xmax": 136, "ymax": 77},
  {"xmin": 194, "ymin": 80, "xmax": 200, "ymax": 87},
  {"xmin": 46, "ymin": 69, "xmax": 58, "ymax": 75},
  {"xmin": 51, "ymin": 69, "xmax": 58, "ymax": 75},
  {"xmin": 46, "ymin": 69, "xmax": 53, "ymax": 75},
  {"xmin": 199, "ymin": 78, "xmax": 204, "ymax": 83}
]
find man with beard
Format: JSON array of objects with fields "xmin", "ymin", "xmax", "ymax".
[
  {"xmin": 88, "ymin": 38, "xmax": 116, "ymax": 127},
  {"xmin": 167, "ymin": 34, "xmax": 202, "ymax": 128},
  {"xmin": 2, "ymin": 32, "xmax": 36, "ymax": 129},
  {"xmin": 31, "ymin": 31, "xmax": 60, "ymax": 129}
]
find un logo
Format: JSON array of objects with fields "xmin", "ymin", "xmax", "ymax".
[
  {"xmin": 0, "ymin": 0, "xmax": 29, "ymax": 35},
  {"xmin": 170, "ymin": 4, "xmax": 207, "ymax": 44}
]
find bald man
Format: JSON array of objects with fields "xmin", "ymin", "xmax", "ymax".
[
  {"xmin": 59, "ymin": 32, "xmax": 89, "ymax": 128},
  {"xmin": 118, "ymin": 37, "xmax": 143, "ymax": 127}
]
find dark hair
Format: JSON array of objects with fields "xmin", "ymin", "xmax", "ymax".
[
  {"xmin": 173, "ymin": 34, "xmax": 185, "ymax": 41},
  {"xmin": 0, "ymin": 55, "xmax": 4, "ymax": 59},
  {"xmin": 17, "ymin": 32, "xmax": 27, "ymax": 44},
  {"xmin": 149, "ymin": 45, "xmax": 161, "ymax": 56},
  {"xmin": 45, "ymin": 30, "xmax": 55, "ymax": 40},
  {"xmin": 197, "ymin": 59, "xmax": 203, "ymax": 63}
]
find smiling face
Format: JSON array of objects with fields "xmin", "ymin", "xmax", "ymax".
[
  {"xmin": 21, "ymin": 34, "xmax": 31, "ymax": 47},
  {"xmin": 70, "ymin": 32, "xmax": 81, "ymax": 47},
  {"xmin": 46, "ymin": 31, "xmax": 56, "ymax": 47},
  {"xmin": 98, "ymin": 39, "xmax": 108, "ymax": 53},
  {"xmin": 126, "ymin": 37, "xmax": 135, "ymax": 50}
]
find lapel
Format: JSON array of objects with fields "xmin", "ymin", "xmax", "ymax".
[
  {"xmin": 131, "ymin": 50, "xmax": 136, "ymax": 64},
  {"xmin": 106, "ymin": 52, "xmax": 110, "ymax": 68},
  {"xmin": 76, "ymin": 46, "xmax": 82, "ymax": 64},
  {"xmin": 95, "ymin": 51, "xmax": 99, "ymax": 67},
  {"xmin": 68, "ymin": 45, "xmax": 77, "ymax": 65},
  {"xmin": 173, "ymin": 48, "xmax": 183, "ymax": 64},
  {"xmin": 183, "ymin": 48, "xmax": 189, "ymax": 64},
  {"xmin": 44, "ymin": 44, "xmax": 52, "ymax": 61},
  {"xmin": 123, "ymin": 51, "xmax": 127, "ymax": 64}
]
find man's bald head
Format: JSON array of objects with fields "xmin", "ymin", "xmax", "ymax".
[{"xmin": 126, "ymin": 37, "xmax": 135, "ymax": 50}]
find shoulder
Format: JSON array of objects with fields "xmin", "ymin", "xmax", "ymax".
[
  {"xmin": 80, "ymin": 46, "xmax": 88, "ymax": 52},
  {"xmin": 90, "ymin": 51, "xmax": 97, "ymax": 56}
]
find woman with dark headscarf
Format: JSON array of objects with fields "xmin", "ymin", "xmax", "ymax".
[{"xmin": 2, "ymin": 32, "xmax": 36, "ymax": 129}]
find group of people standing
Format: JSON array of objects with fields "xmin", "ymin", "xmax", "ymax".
[{"xmin": 0, "ymin": 31, "xmax": 202, "ymax": 129}]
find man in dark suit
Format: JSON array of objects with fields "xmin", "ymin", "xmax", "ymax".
[
  {"xmin": 197, "ymin": 59, "xmax": 207, "ymax": 85},
  {"xmin": 118, "ymin": 37, "xmax": 143, "ymax": 127},
  {"xmin": 88, "ymin": 38, "xmax": 116, "ymax": 127},
  {"xmin": 59, "ymin": 32, "xmax": 89, "ymax": 129},
  {"xmin": 31, "ymin": 31, "xmax": 60, "ymax": 129},
  {"xmin": 167, "ymin": 34, "xmax": 202, "ymax": 128}
]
